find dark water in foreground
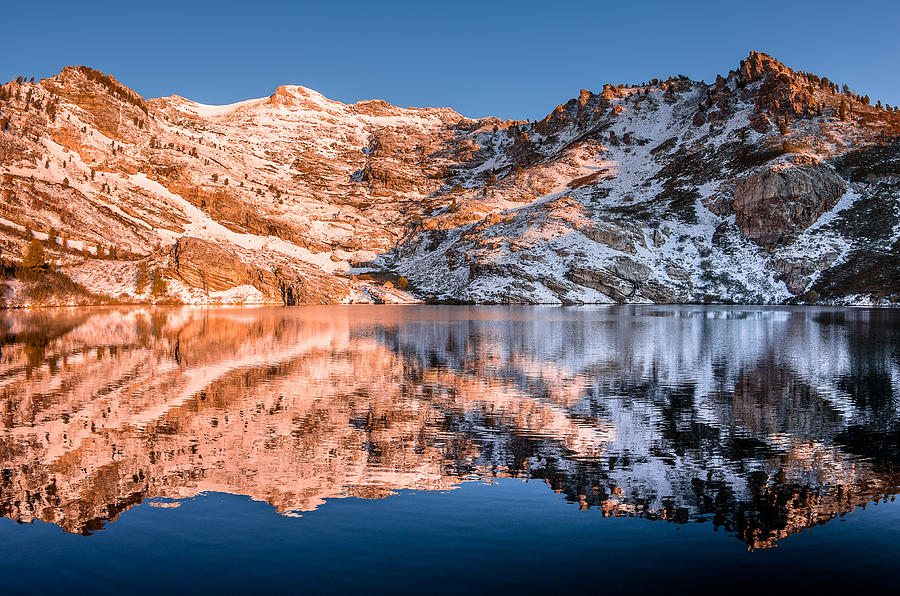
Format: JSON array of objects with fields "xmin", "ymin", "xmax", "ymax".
[{"xmin": 0, "ymin": 305, "xmax": 898, "ymax": 594}]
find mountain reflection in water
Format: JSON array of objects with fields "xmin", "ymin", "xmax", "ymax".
[{"xmin": 0, "ymin": 305, "xmax": 897, "ymax": 549}]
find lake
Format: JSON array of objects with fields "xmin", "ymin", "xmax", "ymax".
[{"xmin": 0, "ymin": 305, "xmax": 898, "ymax": 594}]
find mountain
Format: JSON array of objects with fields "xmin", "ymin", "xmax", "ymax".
[{"xmin": 0, "ymin": 52, "xmax": 898, "ymax": 306}]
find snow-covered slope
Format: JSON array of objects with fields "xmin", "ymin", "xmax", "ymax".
[{"xmin": 0, "ymin": 53, "xmax": 897, "ymax": 306}]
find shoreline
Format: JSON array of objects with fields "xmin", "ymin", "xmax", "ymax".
[{"xmin": 3, "ymin": 300, "xmax": 898, "ymax": 311}]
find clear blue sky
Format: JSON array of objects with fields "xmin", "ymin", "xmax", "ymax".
[{"xmin": 3, "ymin": 0, "xmax": 898, "ymax": 120}]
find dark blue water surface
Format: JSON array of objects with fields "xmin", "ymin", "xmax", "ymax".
[{"xmin": 0, "ymin": 306, "xmax": 898, "ymax": 594}]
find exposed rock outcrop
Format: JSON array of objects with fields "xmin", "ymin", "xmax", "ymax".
[
  {"xmin": 169, "ymin": 236, "xmax": 252, "ymax": 291},
  {"xmin": 732, "ymin": 161, "xmax": 847, "ymax": 247},
  {"xmin": 168, "ymin": 236, "xmax": 349, "ymax": 305},
  {"xmin": 565, "ymin": 257, "xmax": 652, "ymax": 303},
  {"xmin": 741, "ymin": 51, "xmax": 818, "ymax": 117}
]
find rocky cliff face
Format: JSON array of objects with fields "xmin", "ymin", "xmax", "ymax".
[
  {"xmin": 732, "ymin": 160, "xmax": 847, "ymax": 247},
  {"xmin": 0, "ymin": 52, "xmax": 897, "ymax": 306}
]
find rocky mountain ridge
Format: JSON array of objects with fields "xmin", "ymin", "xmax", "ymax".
[{"xmin": 0, "ymin": 52, "xmax": 898, "ymax": 306}]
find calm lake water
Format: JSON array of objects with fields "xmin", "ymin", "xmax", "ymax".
[{"xmin": 0, "ymin": 305, "xmax": 898, "ymax": 594}]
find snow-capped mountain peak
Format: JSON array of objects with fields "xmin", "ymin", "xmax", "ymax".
[{"xmin": 0, "ymin": 53, "xmax": 897, "ymax": 306}]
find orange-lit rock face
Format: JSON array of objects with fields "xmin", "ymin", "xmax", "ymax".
[
  {"xmin": 2, "ymin": 53, "xmax": 900, "ymax": 307},
  {"xmin": 0, "ymin": 306, "xmax": 898, "ymax": 549}
]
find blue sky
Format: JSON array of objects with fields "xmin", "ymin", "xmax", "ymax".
[{"xmin": 3, "ymin": 0, "xmax": 898, "ymax": 120}]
